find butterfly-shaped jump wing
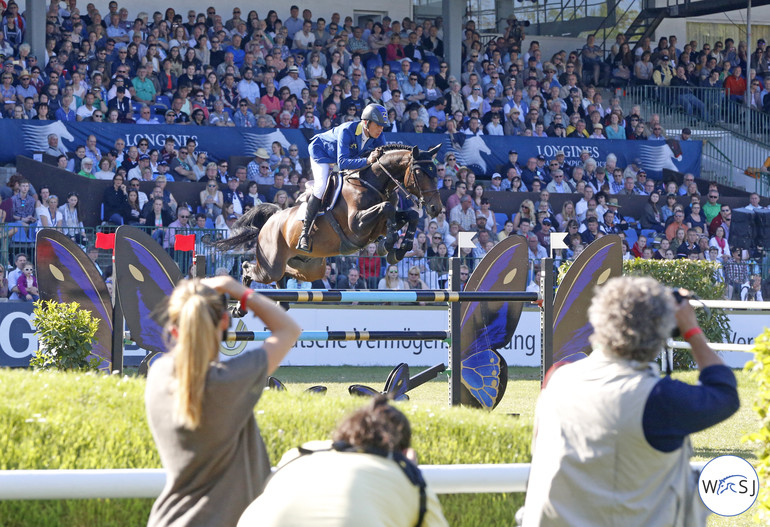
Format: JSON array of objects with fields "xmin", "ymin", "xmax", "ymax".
[{"xmin": 36, "ymin": 229, "xmax": 113, "ymax": 370}]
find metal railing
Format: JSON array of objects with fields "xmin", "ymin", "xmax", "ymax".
[
  {"xmin": 0, "ymin": 224, "xmax": 232, "ymax": 277},
  {"xmin": 623, "ymin": 85, "xmax": 726, "ymax": 128},
  {"xmin": 3, "ymin": 224, "xmax": 767, "ymax": 287},
  {"xmin": 622, "ymin": 85, "xmax": 770, "ymax": 193}
]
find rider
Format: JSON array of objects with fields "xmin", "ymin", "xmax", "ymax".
[{"xmin": 297, "ymin": 103, "xmax": 389, "ymax": 253}]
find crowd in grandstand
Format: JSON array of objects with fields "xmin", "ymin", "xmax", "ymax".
[
  {"xmin": 0, "ymin": 2, "xmax": 767, "ymax": 300},
  {"xmin": 1, "ymin": 2, "xmax": 767, "ymax": 134}
]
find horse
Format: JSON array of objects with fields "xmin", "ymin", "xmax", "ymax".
[{"xmin": 214, "ymin": 143, "xmax": 444, "ymax": 285}]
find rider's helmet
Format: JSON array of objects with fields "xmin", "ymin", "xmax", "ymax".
[{"xmin": 361, "ymin": 104, "xmax": 389, "ymax": 126}]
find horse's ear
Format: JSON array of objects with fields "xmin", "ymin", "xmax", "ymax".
[
  {"xmin": 412, "ymin": 145, "xmax": 420, "ymax": 157},
  {"xmin": 428, "ymin": 144, "xmax": 442, "ymax": 158}
]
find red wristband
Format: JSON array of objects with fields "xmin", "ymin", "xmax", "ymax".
[
  {"xmin": 683, "ymin": 327, "xmax": 703, "ymax": 341},
  {"xmin": 239, "ymin": 290, "xmax": 254, "ymax": 312}
]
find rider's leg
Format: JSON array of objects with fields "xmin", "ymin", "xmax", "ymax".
[{"xmin": 297, "ymin": 159, "xmax": 330, "ymax": 252}]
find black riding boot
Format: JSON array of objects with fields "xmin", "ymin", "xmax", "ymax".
[{"xmin": 296, "ymin": 195, "xmax": 321, "ymax": 253}]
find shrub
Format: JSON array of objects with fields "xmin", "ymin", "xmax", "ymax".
[
  {"xmin": 30, "ymin": 300, "xmax": 101, "ymax": 372},
  {"xmin": 745, "ymin": 328, "xmax": 770, "ymax": 524},
  {"xmin": 558, "ymin": 258, "xmax": 731, "ymax": 369}
]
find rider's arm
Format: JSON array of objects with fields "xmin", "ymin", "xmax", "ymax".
[{"xmin": 336, "ymin": 124, "xmax": 369, "ymax": 171}]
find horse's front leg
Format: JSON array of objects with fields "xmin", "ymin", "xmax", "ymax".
[
  {"xmin": 352, "ymin": 201, "xmax": 394, "ymax": 249},
  {"xmin": 382, "ymin": 209, "xmax": 408, "ymax": 255},
  {"xmin": 386, "ymin": 210, "xmax": 419, "ymax": 265}
]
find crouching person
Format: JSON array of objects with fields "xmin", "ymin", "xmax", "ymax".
[{"xmin": 238, "ymin": 395, "xmax": 449, "ymax": 526}]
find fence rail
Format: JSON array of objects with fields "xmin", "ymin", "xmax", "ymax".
[{"xmin": 0, "ymin": 463, "xmax": 709, "ymax": 499}]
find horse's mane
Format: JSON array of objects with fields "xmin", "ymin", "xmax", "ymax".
[{"xmin": 373, "ymin": 143, "xmax": 413, "ymax": 155}]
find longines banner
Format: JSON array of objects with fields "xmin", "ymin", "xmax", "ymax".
[
  {"xmin": 0, "ymin": 305, "xmax": 761, "ymax": 369},
  {"xmin": 0, "ymin": 120, "xmax": 701, "ymax": 179}
]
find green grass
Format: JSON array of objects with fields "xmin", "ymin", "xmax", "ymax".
[{"xmin": 0, "ymin": 366, "xmax": 762, "ymax": 526}]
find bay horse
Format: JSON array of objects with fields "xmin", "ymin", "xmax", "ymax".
[{"xmin": 214, "ymin": 143, "xmax": 444, "ymax": 285}]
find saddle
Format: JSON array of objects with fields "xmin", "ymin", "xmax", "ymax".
[{"xmin": 319, "ymin": 171, "xmax": 345, "ymax": 214}]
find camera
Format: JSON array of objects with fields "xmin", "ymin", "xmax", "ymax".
[
  {"xmin": 507, "ymin": 17, "xmax": 530, "ymax": 28},
  {"xmin": 671, "ymin": 288, "xmax": 689, "ymax": 306},
  {"xmin": 670, "ymin": 288, "xmax": 689, "ymax": 337}
]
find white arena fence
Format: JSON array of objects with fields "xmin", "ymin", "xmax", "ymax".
[{"xmin": 0, "ymin": 463, "xmax": 709, "ymax": 500}]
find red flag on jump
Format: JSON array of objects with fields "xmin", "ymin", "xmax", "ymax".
[
  {"xmin": 95, "ymin": 232, "xmax": 115, "ymax": 250},
  {"xmin": 174, "ymin": 234, "xmax": 196, "ymax": 252}
]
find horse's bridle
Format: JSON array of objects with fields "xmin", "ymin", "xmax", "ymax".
[{"xmin": 374, "ymin": 156, "xmax": 439, "ymax": 208}]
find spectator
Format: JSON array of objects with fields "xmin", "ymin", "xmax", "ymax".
[
  {"xmin": 740, "ymin": 275, "xmax": 764, "ymax": 301},
  {"xmin": 640, "ymin": 191, "xmax": 666, "ymax": 233},
  {"xmin": 36, "ymin": 194, "xmax": 62, "ymax": 228},
  {"xmin": 404, "ymin": 265, "xmax": 429, "ymax": 290},
  {"xmin": 44, "ymin": 134, "xmax": 67, "ymax": 157},
  {"xmin": 11, "ymin": 179, "xmax": 36, "ymax": 226},
  {"xmin": 239, "ymin": 395, "xmax": 448, "ymax": 526},
  {"xmin": 336, "ymin": 267, "xmax": 367, "ymax": 290},
  {"xmin": 449, "ymin": 195, "xmax": 476, "ymax": 232},
  {"xmin": 146, "ymin": 276, "xmax": 300, "ymax": 527},
  {"xmin": 523, "ymin": 277, "xmax": 738, "ymax": 526},
  {"xmin": 8, "ymin": 253, "xmax": 28, "ymax": 301},
  {"xmin": 102, "ymin": 173, "xmax": 129, "ymax": 225},
  {"xmin": 685, "ymin": 202, "xmax": 707, "ymax": 234},
  {"xmin": 164, "ymin": 207, "xmax": 192, "ymax": 250},
  {"xmin": 17, "ymin": 262, "xmax": 39, "ymax": 302},
  {"xmin": 708, "ymin": 204, "xmax": 731, "ymax": 238},
  {"xmin": 745, "ymin": 192, "xmax": 765, "ymax": 211},
  {"xmin": 665, "ymin": 209, "xmax": 686, "ymax": 241},
  {"xmin": 355, "ymin": 243, "xmax": 382, "ymax": 289},
  {"xmin": 311, "ymin": 264, "xmax": 337, "ymax": 289}
]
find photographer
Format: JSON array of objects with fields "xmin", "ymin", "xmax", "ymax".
[
  {"xmin": 504, "ymin": 16, "xmax": 528, "ymax": 47},
  {"xmin": 523, "ymin": 277, "xmax": 739, "ymax": 526},
  {"xmin": 238, "ymin": 395, "xmax": 449, "ymax": 526},
  {"xmin": 146, "ymin": 277, "xmax": 301, "ymax": 527}
]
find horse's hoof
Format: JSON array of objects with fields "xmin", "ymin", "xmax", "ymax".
[{"xmin": 386, "ymin": 252, "xmax": 399, "ymax": 265}]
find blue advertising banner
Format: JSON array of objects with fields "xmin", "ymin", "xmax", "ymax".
[
  {"xmin": 0, "ymin": 120, "xmax": 701, "ymax": 180},
  {"xmin": 0, "ymin": 303, "xmax": 35, "ymax": 368},
  {"xmin": 0, "ymin": 301, "xmax": 148, "ymax": 368},
  {"xmin": 396, "ymin": 133, "xmax": 702, "ymax": 180}
]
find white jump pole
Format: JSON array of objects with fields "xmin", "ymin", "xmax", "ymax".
[
  {"xmin": 667, "ymin": 340, "xmax": 756, "ymax": 353},
  {"xmin": 689, "ymin": 299, "xmax": 770, "ymax": 310}
]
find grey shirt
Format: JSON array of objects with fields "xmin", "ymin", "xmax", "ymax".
[{"xmin": 146, "ymin": 348, "xmax": 270, "ymax": 527}]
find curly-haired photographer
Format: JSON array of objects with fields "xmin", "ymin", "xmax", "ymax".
[{"xmin": 522, "ymin": 276, "xmax": 739, "ymax": 527}]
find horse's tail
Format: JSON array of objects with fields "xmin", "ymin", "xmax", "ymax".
[{"xmin": 211, "ymin": 203, "xmax": 281, "ymax": 252}]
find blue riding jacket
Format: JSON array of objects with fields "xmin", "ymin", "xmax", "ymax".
[{"xmin": 309, "ymin": 120, "xmax": 386, "ymax": 171}]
